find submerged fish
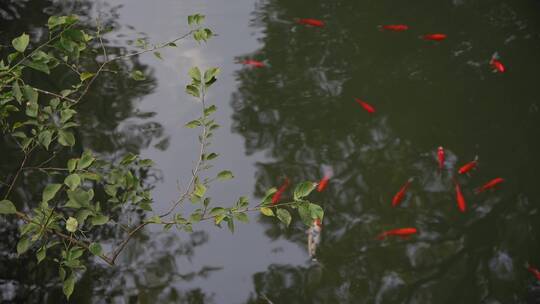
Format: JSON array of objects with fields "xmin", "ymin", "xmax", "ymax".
[
  {"xmin": 380, "ymin": 24, "xmax": 409, "ymax": 32},
  {"xmin": 528, "ymin": 265, "xmax": 540, "ymax": 281},
  {"xmin": 475, "ymin": 177, "xmax": 504, "ymax": 194},
  {"xmin": 308, "ymin": 218, "xmax": 323, "ymax": 260},
  {"xmin": 392, "ymin": 177, "xmax": 413, "ymax": 207},
  {"xmin": 377, "ymin": 227, "xmax": 418, "ymax": 240},
  {"xmin": 458, "ymin": 156, "xmax": 479, "ymax": 175},
  {"xmin": 422, "ymin": 33, "xmax": 447, "ymax": 41},
  {"xmin": 317, "ymin": 166, "xmax": 333, "ymax": 192},
  {"xmin": 296, "ymin": 18, "xmax": 325, "ymax": 28},
  {"xmin": 437, "ymin": 146, "xmax": 445, "ymax": 170},
  {"xmin": 355, "ymin": 98, "xmax": 376, "ymax": 114},
  {"xmin": 242, "ymin": 59, "xmax": 265, "ymax": 68},
  {"xmin": 272, "ymin": 177, "xmax": 290, "ymax": 205},
  {"xmin": 453, "ymin": 178, "xmax": 467, "ymax": 212},
  {"xmin": 490, "ymin": 58, "xmax": 505, "ymax": 73}
]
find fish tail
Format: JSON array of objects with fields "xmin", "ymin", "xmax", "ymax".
[{"xmin": 376, "ymin": 233, "xmax": 386, "ymax": 240}]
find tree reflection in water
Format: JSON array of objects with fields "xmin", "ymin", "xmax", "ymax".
[
  {"xmin": 0, "ymin": 1, "xmax": 219, "ymax": 302},
  {"xmin": 233, "ymin": 0, "xmax": 540, "ymax": 303}
]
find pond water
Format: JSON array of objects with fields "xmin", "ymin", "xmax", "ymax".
[{"xmin": 1, "ymin": 0, "xmax": 540, "ymax": 303}]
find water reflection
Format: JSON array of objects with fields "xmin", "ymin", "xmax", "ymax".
[{"xmin": 232, "ymin": 0, "xmax": 540, "ymax": 302}]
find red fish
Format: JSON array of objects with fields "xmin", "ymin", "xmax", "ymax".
[
  {"xmin": 377, "ymin": 227, "xmax": 418, "ymax": 240},
  {"xmin": 380, "ymin": 24, "xmax": 409, "ymax": 32},
  {"xmin": 242, "ymin": 59, "xmax": 265, "ymax": 68},
  {"xmin": 272, "ymin": 177, "xmax": 290, "ymax": 205},
  {"xmin": 423, "ymin": 33, "xmax": 447, "ymax": 41},
  {"xmin": 453, "ymin": 178, "xmax": 467, "ymax": 213},
  {"xmin": 317, "ymin": 168, "xmax": 333, "ymax": 192},
  {"xmin": 355, "ymin": 98, "xmax": 376, "ymax": 114},
  {"xmin": 490, "ymin": 58, "xmax": 505, "ymax": 73},
  {"xmin": 296, "ymin": 18, "xmax": 325, "ymax": 28},
  {"xmin": 392, "ymin": 177, "xmax": 413, "ymax": 207},
  {"xmin": 475, "ymin": 177, "xmax": 504, "ymax": 194},
  {"xmin": 528, "ymin": 265, "xmax": 540, "ymax": 281},
  {"xmin": 458, "ymin": 156, "xmax": 478, "ymax": 175},
  {"xmin": 437, "ymin": 146, "xmax": 445, "ymax": 170}
]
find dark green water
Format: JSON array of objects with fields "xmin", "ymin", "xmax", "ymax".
[{"xmin": 2, "ymin": 0, "xmax": 540, "ymax": 303}]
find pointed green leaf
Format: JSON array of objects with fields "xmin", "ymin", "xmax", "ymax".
[
  {"xmin": 185, "ymin": 84, "xmax": 200, "ymax": 97},
  {"xmin": 58, "ymin": 130, "xmax": 75, "ymax": 147},
  {"xmin": 36, "ymin": 246, "xmax": 46, "ymax": 264},
  {"xmin": 0, "ymin": 200, "xmax": 17, "ymax": 214},
  {"xmin": 90, "ymin": 214, "xmax": 109, "ymax": 226},
  {"xmin": 38, "ymin": 130, "xmax": 53, "ymax": 150},
  {"xmin": 204, "ymin": 67, "xmax": 220, "ymax": 84},
  {"xmin": 293, "ymin": 182, "xmax": 317, "ymax": 201},
  {"xmin": 80, "ymin": 72, "xmax": 94, "ymax": 81},
  {"xmin": 209, "ymin": 207, "xmax": 226, "ymax": 217},
  {"xmin": 130, "ymin": 70, "xmax": 146, "ymax": 81},
  {"xmin": 63, "ymin": 273, "xmax": 75, "ymax": 299},
  {"xmin": 188, "ymin": 67, "xmax": 201, "ymax": 82},
  {"xmin": 12, "ymin": 33, "xmax": 30, "ymax": 53},
  {"xmin": 77, "ymin": 150, "xmax": 94, "ymax": 170},
  {"xmin": 260, "ymin": 207, "xmax": 274, "ymax": 217},
  {"xmin": 276, "ymin": 209, "xmax": 292, "ymax": 227},
  {"xmin": 89, "ymin": 243, "xmax": 102, "ymax": 256},
  {"xmin": 193, "ymin": 182, "xmax": 206, "ymax": 198},
  {"xmin": 42, "ymin": 184, "xmax": 62, "ymax": 203},
  {"xmin": 217, "ymin": 170, "xmax": 234, "ymax": 181},
  {"xmin": 17, "ymin": 237, "xmax": 31, "ymax": 255},
  {"xmin": 234, "ymin": 212, "xmax": 249, "ymax": 223},
  {"xmin": 185, "ymin": 120, "xmax": 201, "ymax": 128},
  {"xmin": 64, "ymin": 174, "xmax": 81, "ymax": 190}
]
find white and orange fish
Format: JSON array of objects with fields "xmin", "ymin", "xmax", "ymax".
[
  {"xmin": 308, "ymin": 218, "xmax": 322, "ymax": 260},
  {"xmin": 317, "ymin": 167, "xmax": 333, "ymax": 192}
]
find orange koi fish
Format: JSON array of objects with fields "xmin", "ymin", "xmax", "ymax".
[
  {"xmin": 392, "ymin": 177, "xmax": 413, "ymax": 207},
  {"xmin": 490, "ymin": 58, "xmax": 505, "ymax": 73},
  {"xmin": 453, "ymin": 178, "xmax": 467, "ymax": 213},
  {"xmin": 355, "ymin": 98, "xmax": 376, "ymax": 114},
  {"xmin": 423, "ymin": 33, "xmax": 447, "ymax": 41},
  {"xmin": 242, "ymin": 59, "xmax": 265, "ymax": 68},
  {"xmin": 272, "ymin": 177, "xmax": 290, "ymax": 205},
  {"xmin": 317, "ymin": 167, "xmax": 333, "ymax": 192},
  {"xmin": 437, "ymin": 146, "xmax": 445, "ymax": 170},
  {"xmin": 475, "ymin": 177, "xmax": 504, "ymax": 194},
  {"xmin": 377, "ymin": 227, "xmax": 418, "ymax": 240},
  {"xmin": 380, "ymin": 24, "xmax": 409, "ymax": 32},
  {"xmin": 458, "ymin": 156, "xmax": 478, "ymax": 175},
  {"xmin": 528, "ymin": 265, "xmax": 540, "ymax": 281},
  {"xmin": 296, "ymin": 18, "xmax": 325, "ymax": 28}
]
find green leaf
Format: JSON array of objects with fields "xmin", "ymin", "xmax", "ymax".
[
  {"xmin": 214, "ymin": 214, "xmax": 226, "ymax": 225},
  {"xmin": 276, "ymin": 209, "xmax": 292, "ymax": 227},
  {"xmin": 293, "ymin": 182, "xmax": 317, "ymax": 201},
  {"xmin": 63, "ymin": 273, "xmax": 75, "ymax": 299},
  {"xmin": 185, "ymin": 120, "xmax": 201, "ymax": 128},
  {"xmin": 89, "ymin": 243, "xmax": 102, "ymax": 256},
  {"xmin": 185, "ymin": 84, "xmax": 200, "ymax": 98},
  {"xmin": 42, "ymin": 184, "xmax": 62, "ymax": 203},
  {"xmin": 48, "ymin": 16, "xmax": 66, "ymax": 29},
  {"xmin": 153, "ymin": 51, "xmax": 162, "ymax": 60},
  {"xmin": 234, "ymin": 212, "xmax": 249, "ymax": 223},
  {"xmin": 77, "ymin": 150, "xmax": 95, "ymax": 170},
  {"xmin": 60, "ymin": 109, "xmax": 76, "ymax": 124},
  {"xmin": 0, "ymin": 199, "xmax": 17, "ymax": 214},
  {"xmin": 38, "ymin": 130, "xmax": 53, "ymax": 150},
  {"xmin": 209, "ymin": 207, "xmax": 226, "ymax": 217},
  {"xmin": 217, "ymin": 170, "xmax": 234, "ymax": 181},
  {"xmin": 146, "ymin": 216, "xmax": 162, "ymax": 224},
  {"xmin": 204, "ymin": 67, "xmax": 220, "ymax": 84},
  {"xmin": 190, "ymin": 212, "xmax": 202, "ymax": 223},
  {"xmin": 204, "ymin": 105, "xmax": 217, "ymax": 116},
  {"xmin": 80, "ymin": 72, "xmax": 94, "ymax": 81},
  {"xmin": 193, "ymin": 182, "xmax": 206, "ymax": 198},
  {"xmin": 24, "ymin": 60, "xmax": 50, "ymax": 74},
  {"xmin": 236, "ymin": 196, "xmax": 249, "ymax": 208},
  {"xmin": 66, "ymin": 189, "xmax": 91, "ymax": 208},
  {"xmin": 36, "ymin": 246, "xmax": 46, "ymax": 264},
  {"xmin": 298, "ymin": 203, "xmax": 312, "ymax": 226},
  {"xmin": 188, "ymin": 67, "xmax": 201, "ymax": 82},
  {"xmin": 226, "ymin": 217, "xmax": 235, "ymax": 233},
  {"xmin": 90, "ymin": 214, "xmax": 109, "ymax": 226},
  {"xmin": 64, "ymin": 174, "xmax": 81, "ymax": 190},
  {"xmin": 17, "ymin": 237, "xmax": 31, "ymax": 255},
  {"xmin": 309, "ymin": 203, "xmax": 324, "ymax": 221},
  {"xmin": 260, "ymin": 207, "xmax": 274, "ymax": 217},
  {"xmin": 58, "ymin": 130, "xmax": 75, "ymax": 147},
  {"xmin": 67, "ymin": 159, "xmax": 78, "ymax": 173},
  {"xmin": 66, "ymin": 217, "xmax": 78, "ymax": 232},
  {"xmin": 12, "ymin": 33, "xmax": 30, "ymax": 53},
  {"xmin": 12, "ymin": 82, "xmax": 22, "ymax": 103},
  {"xmin": 130, "ymin": 70, "xmax": 146, "ymax": 81},
  {"xmin": 205, "ymin": 153, "xmax": 218, "ymax": 160}
]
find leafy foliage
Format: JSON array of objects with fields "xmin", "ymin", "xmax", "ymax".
[{"xmin": 0, "ymin": 12, "xmax": 324, "ymax": 300}]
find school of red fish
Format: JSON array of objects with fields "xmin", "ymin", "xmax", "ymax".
[{"xmin": 240, "ymin": 18, "xmax": 539, "ymax": 281}]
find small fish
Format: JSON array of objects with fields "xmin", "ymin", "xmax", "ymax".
[
  {"xmin": 296, "ymin": 18, "xmax": 325, "ymax": 28},
  {"xmin": 475, "ymin": 177, "xmax": 504, "ymax": 194},
  {"xmin": 377, "ymin": 227, "xmax": 418, "ymax": 240},
  {"xmin": 527, "ymin": 265, "xmax": 540, "ymax": 281},
  {"xmin": 308, "ymin": 218, "xmax": 322, "ymax": 260},
  {"xmin": 392, "ymin": 177, "xmax": 413, "ymax": 207},
  {"xmin": 490, "ymin": 58, "xmax": 505, "ymax": 73},
  {"xmin": 437, "ymin": 146, "xmax": 445, "ymax": 170},
  {"xmin": 422, "ymin": 33, "xmax": 447, "ymax": 41},
  {"xmin": 242, "ymin": 59, "xmax": 265, "ymax": 68},
  {"xmin": 458, "ymin": 156, "xmax": 479, "ymax": 175},
  {"xmin": 355, "ymin": 98, "xmax": 376, "ymax": 114},
  {"xmin": 272, "ymin": 177, "xmax": 290, "ymax": 204},
  {"xmin": 380, "ymin": 24, "xmax": 409, "ymax": 32},
  {"xmin": 453, "ymin": 178, "xmax": 467, "ymax": 213},
  {"xmin": 317, "ymin": 167, "xmax": 333, "ymax": 192}
]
